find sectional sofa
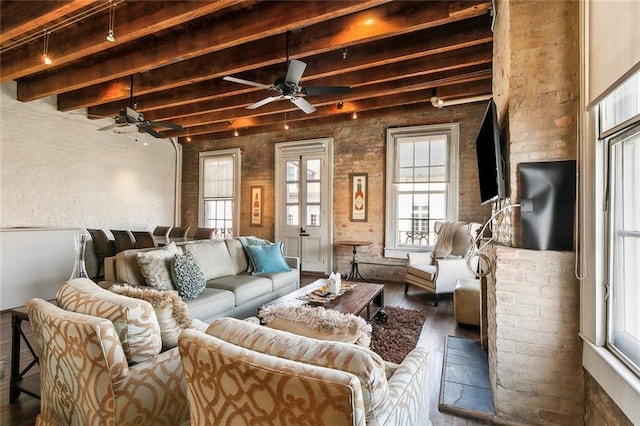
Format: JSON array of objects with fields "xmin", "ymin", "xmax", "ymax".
[{"xmin": 103, "ymin": 238, "xmax": 300, "ymax": 323}]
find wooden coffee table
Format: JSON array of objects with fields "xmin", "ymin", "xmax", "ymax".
[{"xmin": 263, "ymin": 278, "xmax": 386, "ymax": 322}]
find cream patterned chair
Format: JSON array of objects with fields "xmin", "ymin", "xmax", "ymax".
[
  {"xmin": 179, "ymin": 317, "xmax": 430, "ymax": 426},
  {"xmin": 27, "ymin": 278, "xmax": 189, "ymax": 426},
  {"xmin": 405, "ymin": 221, "xmax": 481, "ymax": 306}
]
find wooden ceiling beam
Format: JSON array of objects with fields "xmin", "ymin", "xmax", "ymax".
[
  {"xmin": 55, "ymin": 2, "xmax": 493, "ymax": 111},
  {"xmin": 17, "ymin": 0, "xmax": 390, "ymax": 101},
  {"xmin": 160, "ymin": 67, "xmax": 491, "ymax": 132},
  {"xmin": 141, "ymin": 45, "xmax": 492, "ymax": 122},
  {"xmin": 0, "ymin": 0, "xmax": 94, "ymax": 45},
  {"xmin": 0, "ymin": 0, "xmax": 245, "ymax": 82},
  {"xmin": 76, "ymin": 15, "xmax": 492, "ymax": 114}
]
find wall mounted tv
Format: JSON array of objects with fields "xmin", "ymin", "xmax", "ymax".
[{"xmin": 475, "ymin": 98, "xmax": 507, "ymax": 205}]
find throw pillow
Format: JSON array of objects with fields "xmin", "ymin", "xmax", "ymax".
[
  {"xmin": 109, "ymin": 284, "xmax": 194, "ymax": 351},
  {"xmin": 245, "ymin": 241, "xmax": 291, "ymax": 275},
  {"xmin": 236, "ymin": 236, "xmax": 273, "ymax": 272},
  {"xmin": 57, "ymin": 278, "xmax": 162, "ymax": 364},
  {"xmin": 136, "ymin": 242, "xmax": 180, "ymax": 290},
  {"xmin": 170, "ymin": 251, "xmax": 206, "ymax": 300}
]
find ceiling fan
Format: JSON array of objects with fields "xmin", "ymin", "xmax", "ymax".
[
  {"xmin": 97, "ymin": 76, "xmax": 183, "ymax": 138},
  {"xmin": 223, "ymin": 33, "xmax": 350, "ymax": 114}
]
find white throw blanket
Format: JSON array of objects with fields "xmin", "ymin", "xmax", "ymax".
[{"xmin": 430, "ymin": 221, "xmax": 464, "ymax": 260}]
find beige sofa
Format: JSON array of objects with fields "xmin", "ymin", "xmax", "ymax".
[
  {"xmin": 104, "ymin": 238, "xmax": 300, "ymax": 323},
  {"xmin": 180, "ymin": 317, "xmax": 431, "ymax": 425}
]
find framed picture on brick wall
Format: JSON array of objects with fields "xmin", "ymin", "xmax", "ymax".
[
  {"xmin": 350, "ymin": 173, "xmax": 367, "ymax": 222},
  {"xmin": 250, "ymin": 185, "xmax": 263, "ymax": 227}
]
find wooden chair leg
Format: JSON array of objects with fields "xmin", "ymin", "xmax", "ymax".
[{"xmin": 404, "ymin": 282, "xmax": 409, "ymax": 294}]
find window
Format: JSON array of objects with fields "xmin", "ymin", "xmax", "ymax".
[
  {"xmin": 199, "ymin": 148, "xmax": 241, "ymax": 239},
  {"xmin": 384, "ymin": 124, "xmax": 459, "ymax": 258},
  {"xmin": 600, "ymin": 72, "xmax": 640, "ymax": 376}
]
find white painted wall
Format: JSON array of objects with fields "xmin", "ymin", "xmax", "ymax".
[{"xmin": 0, "ymin": 81, "xmax": 177, "ymax": 231}]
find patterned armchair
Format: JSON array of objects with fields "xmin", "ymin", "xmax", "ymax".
[
  {"xmin": 179, "ymin": 317, "xmax": 431, "ymax": 425},
  {"xmin": 26, "ymin": 278, "xmax": 189, "ymax": 426}
]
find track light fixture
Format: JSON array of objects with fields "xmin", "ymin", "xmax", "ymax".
[
  {"xmin": 42, "ymin": 29, "xmax": 52, "ymax": 65},
  {"xmin": 430, "ymin": 88, "xmax": 443, "ymax": 108},
  {"xmin": 337, "ymin": 101, "xmax": 344, "ymax": 110},
  {"xmin": 352, "ymin": 111, "xmax": 358, "ymax": 119},
  {"xmin": 234, "ymin": 130, "xmax": 239, "ymax": 137},
  {"xmin": 106, "ymin": 0, "xmax": 116, "ymax": 42}
]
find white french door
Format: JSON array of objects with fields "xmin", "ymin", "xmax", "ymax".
[{"xmin": 275, "ymin": 139, "xmax": 333, "ymax": 274}]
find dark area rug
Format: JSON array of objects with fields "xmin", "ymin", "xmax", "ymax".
[{"xmin": 370, "ymin": 306, "xmax": 428, "ymax": 363}]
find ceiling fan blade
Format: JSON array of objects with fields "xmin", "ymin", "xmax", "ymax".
[
  {"xmin": 247, "ymin": 95, "xmax": 282, "ymax": 110},
  {"xmin": 97, "ymin": 122, "xmax": 119, "ymax": 131},
  {"xmin": 290, "ymin": 96, "xmax": 316, "ymax": 114},
  {"xmin": 223, "ymin": 76, "xmax": 272, "ymax": 90},
  {"xmin": 285, "ymin": 59, "xmax": 306, "ymax": 85},
  {"xmin": 147, "ymin": 120, "xmax": 183, "ymax": 130},
  {"xmin": 303, "ymin": 86, "xmax": 351, "ymax": 95},
  {"xmin": 138, "ymin": 125, "xmax": 165, "ymax": 138}
]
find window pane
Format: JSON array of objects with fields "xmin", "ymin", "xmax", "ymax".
[
  {"xmin": 307, "ymin": 182, "xmax": 320, "ymax": 203},
  {"xmin": 306, "ymin": 159, "xmax": 321, "ymax": 180},
  {"xmin": 286, "ymin": 205, "xmax": 299, "ymax": 226},
  {"xmin": 431, "ymin": 139, "xmax": 446, "ymax": 165},
  {"xmin": 609, "ymin": 127, "xmax": 640, "ymax": 375},
  {"xmin": 286, "ymin": 160, "xmax": 299, "ymax": 182},
  {"xmin": 307, "ymin": 205, "xmax": 321, "ymax": 227},
  {"xmin": 286, "ymin": 183, "xmax": 299, "ymax": 203},
  {"xmin": 203, "ymin": 156, "xmax": 233, "ymax": 198}
]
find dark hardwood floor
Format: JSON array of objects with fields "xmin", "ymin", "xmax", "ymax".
[{"xmin": 0, "ymin": 275, "xmax": 487, "ymax": 426}]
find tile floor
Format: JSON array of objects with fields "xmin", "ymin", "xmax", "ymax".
[{"xmin": 439, "ymin": 335, "xmax": 495, "ymax": 421}]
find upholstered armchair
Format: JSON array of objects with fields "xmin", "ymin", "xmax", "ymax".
[
  {"xmin": 26, "ymin": 279, "xmax": 189, "ymax": 426},
  {"xmin": 179, "ymin": 317, "xmax": 430, "ymax": 426},
  {"xmin": 405, "ymin": 221, "xmax": 481, "ymax": 306}
]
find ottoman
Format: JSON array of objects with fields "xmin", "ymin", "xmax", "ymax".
[{"xmin": 454, "ymin": 279, "xmax": 480, "ymax": 326}]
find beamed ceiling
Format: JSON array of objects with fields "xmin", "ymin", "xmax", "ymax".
[{"xmin": 0, "ymin": 0, "xmax": 494, "ymax": 143}]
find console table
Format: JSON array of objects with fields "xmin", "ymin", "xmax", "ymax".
[{"xmin": 338, "ymin": 240, "xmax": 372, "ymax": 282}]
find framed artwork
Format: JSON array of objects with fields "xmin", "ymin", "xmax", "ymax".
[
  {"xmin": 349, "ymin": 173, "xmax": 367, "ymax": 222},
  {"xmin": 250, "ymin": 185, "xmax": 263, "ymax": 227}
]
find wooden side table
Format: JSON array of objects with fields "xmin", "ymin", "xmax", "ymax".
[
  {"xmin": 338, "ymin": 240, "xmax": 372, "ymax": 282},
  {"xmin": 9, "ymin": 305, "xmax": 41, "ymax": 403}
]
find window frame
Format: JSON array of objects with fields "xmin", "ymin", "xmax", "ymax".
[
  {"xmin": 384, "ymin": 123, "xmax": 459, "ymax": 259},
  {"xmin": 198, "ymin": 148, "xmax": 241, "ymax": 237}
]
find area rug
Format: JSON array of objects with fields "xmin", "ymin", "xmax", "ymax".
[{"xmin": 369, "ymin": 306, "xmax": 428, "ymax": 364}]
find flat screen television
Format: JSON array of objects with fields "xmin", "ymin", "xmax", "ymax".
[{"xmin": 475, "ymin": 98, "xmax": 507, "ymax": 205}]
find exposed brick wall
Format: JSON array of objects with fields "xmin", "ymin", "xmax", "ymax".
[
  {"xmin": 486, "ymin": 245, "xmax": 584, "ymax": 424},
  {"xmin": 584, "ymin": 372, "xmax": 633, "ymax": 426},
  {"xmin": 181, "ymin": 102, "xmax": 491, "ymax": 282},
  {"xmin": 485, "ymin": 1, "xmax": 588, "ymax": 422}
]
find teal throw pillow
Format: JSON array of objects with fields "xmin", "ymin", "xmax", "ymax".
[
  {"xmin": 170, "ymin": 251, "xmax": 206, "ymax": 300},
  {"xmin": 245, "ymin": 241, "xmax": 291, "ymax": 275}
]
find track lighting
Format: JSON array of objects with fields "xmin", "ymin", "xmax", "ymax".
[
  {"xmin": 42, "ymin": 29, "xmax": 52, "ymax": 65},
  {"xmin": 430, "ymin": 96, "xmax": 444, "ymax": 108},
  {"xmin": 106, "ymin": 0, "xmax": 116, "ymax": 42},
  {"xmin": 234, "ymin": 130, "xmax": 239, "ymax": 137},
  {"xmin": 337, "ymin": 101, "xmax": 344, "ymax": 110},
  {"xmin": 352, "ymin": 111, "xmax": 358, "ymax": 119}
]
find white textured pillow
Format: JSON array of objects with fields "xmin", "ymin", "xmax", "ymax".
[
  {"xmin": 136, "ymin": 242, "xmax": 180, "ymax": 290},
  {"xmin": 110, "ymin": 284, "xmax": 194, "ymax": 351},
  {"xmin": 259, "ymin": 304, "xmax": 371, "ymax": 347}
]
